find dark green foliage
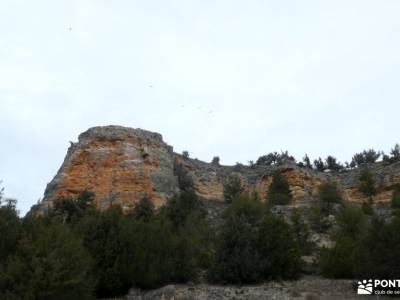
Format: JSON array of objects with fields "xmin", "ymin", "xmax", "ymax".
[
  {"xmin": 132, "ymin": 196, "xmax": 154, "ymax": 222},
  {"xmin": 75, "ymin": 206, "xmax": 130, "ymax": 297},
  {"xmin": 258, "ymin": 214, "xmax": 301, "ymax": 279},
  {"xmin": 53, "ymin": 191, "xmax": 94, "ymax": 223},
  {"xmin": 119, "ymin": 217, "xmax": 201, "ymax": 288},
  {"xmin": 303, "ymin": 154, "xmax": 312, "ymax": 169},
  {"xmin": 356, "ymin": 216, "xmax": 400, "ymax": 279},
  {"xmin": 211, "ymin": 156, "xmax": 220, "ymax": 165},
  {"xmin": 173, "ymin": 161, "xmax": 195, "ymax": 193},
  {"xmin": 358, "ymin": 168, "xmax": 376, "ymax": 215},
  {"xmin": 210, "ymin": 212, "xmax": 262, "ymax": 284},
  {"xmin": 210, "ymin": 195, "xmax": 300, "ymax": 284},
  {"xmin": 307, "ymin": 204, "xmax": 331, "ymax": 233},
  {"xmin": 320, "ymin": 235, "xmax": 357, "ymax": 278},
  {"xmin": 223, "ymin": 174, "xmax": 244, "ymax": 204},
  {"xmin": 318, "ymin": 182, "xmax": 342, "ymax": 215},
  {"xmin": 320, "ymin": 205, "xmax": 365, "ymax": 279},
  {"xmin": 325, "ymin": 156, "xmax": 343, "ymax": 172},
  {"xmin": 163, "ymin": 191, "xmax": 205, "ymax": 227},
  {"xmin": 335, "ymin": 205, "xmax": 366, "ymax": 239},
  {"xmin": 313, "ymin": 157, "xmax": 325, "ymax": 172},
  {"xmin": 267, "ymin": 171, "xmax": 292, "ymax": 205},
  {"xmin": 320, "ymin": 205, "xmax": 400, "ymax": 280},
  {"xmin": 391, "ymin": 184, "xmax": 400, "ymax": 209},
  {"xmin": 390, "ymin": 144, "xmax": 400, "ymax": 161},
  {"xmin": 351, "ymin": 149, "xmax": 381, "ymax": 167},
  {"xmin": 358, "ymin": 168, "xmax": 377, "ymax": 198},
  {"xmin": 382, "ymin": 144, "xmax": 400, "ymax": 165},
  {"xmin": 256, "ymin": 151, "xmax": 295, "ymax": 166},
  {"xmin": 290, "ymin": 208, "xmax": 312, "ymax": 255},
  {"xmin": 0, "ymin": 218, "xmax": 95, "ymax": 300},
  {"xmin": 0, "ymin": 196, "xmax": 21, "ymax": 265}
]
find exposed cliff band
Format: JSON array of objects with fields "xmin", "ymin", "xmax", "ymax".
[{"xmin": 36, "ymin": 125, "xmax": 400, "ymax": 214}]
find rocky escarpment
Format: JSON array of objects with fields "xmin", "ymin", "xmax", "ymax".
[
  {"xmin": 34, "ymin": 125, "xmax": 400, "ymax": 214},
  {"xmin": 38, "ymin": 126, "xmax": 179, "ymax": 213}
]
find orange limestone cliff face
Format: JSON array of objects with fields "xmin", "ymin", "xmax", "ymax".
[
  {"xmin": 41, "ymin": 126, "xmax": 179, "ymax": 212},
  {"xmin": 36, "ymin": 125, "xmax": 400, "ymax": 214}
]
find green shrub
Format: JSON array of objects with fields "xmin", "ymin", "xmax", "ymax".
[
  {"xmin": 356, "ymin": 216, "xmax": 400, "ymax": 279},
  {"xmin": 267, "ymin": 171, "xmax": 292, "ymax": 205},
  {"xmin": 290, "ymin": 208, "xmax": 312, "ymax": 255},
  {"xmin": 318, "ymin": 182, "xmax": 342, "ymax": 215},
  {"xmin": 320, "ymin": 235, "xmax": 357, "ymax": 278},
  {"xmin": 391, "ymin": 184, "xmax": 400, "ymax": 209},
  {"xmin": 0, "ymin": 219, "xmax": 95, "ymax": 300},
  {"xmin": 258, "ymin": 214, "xmax": 301, "ymax": 279},
  {"xmin": 210, "ymin": 195, "xmax": 300, "ymax": 283},
  {"xmin": 320, "ymin": 205, "xmax": 365, "ymax": 279},
  {"xmin": 223, "ymin": 174, "xmax": 244, "ymax": 204},
  {"xmin": 335, "ymin": 205, "xmax": 366, "ymax": 239},
  {"xmin": 131, "ymin": 196, "xmax": 154, "ymax": 222},
  {"xmin": 358, "ymin": 168, "xmax": 376, "ymax": 215},
  {"xmin": 0, "ymin": 199, "xmax": 21, "ymax": 265}
]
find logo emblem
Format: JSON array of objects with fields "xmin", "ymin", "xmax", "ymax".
[{"xmin": 357, "ymin": 279, "xmax": 373, "ymax": 295}]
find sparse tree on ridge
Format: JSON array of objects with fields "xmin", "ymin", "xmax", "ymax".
[{"xmin": 223, "ymin": 174, "xmax": 244, "ymax": 204}]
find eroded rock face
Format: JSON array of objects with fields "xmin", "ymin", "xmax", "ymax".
[
  {"xmin": 40, "ymin": 126, "xmax": 179, "ymax": 212},
  {"xmin": 36, "ymin": 125, "xmax": 400, "ymax": 214}
]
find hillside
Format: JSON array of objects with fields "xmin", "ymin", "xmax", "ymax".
[{"xmin": 33, "ymin": 125, "xmax": 399, "ymax": 216}]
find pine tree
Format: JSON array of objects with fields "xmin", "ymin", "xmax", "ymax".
[{"xmin": 267, "ymin": 171, "xmax": 292, "ymax": 205}]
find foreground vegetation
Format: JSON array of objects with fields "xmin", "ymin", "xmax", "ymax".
[{"xmin": 1, "ymin": 163, "xmax": 400, "ymax": 299}]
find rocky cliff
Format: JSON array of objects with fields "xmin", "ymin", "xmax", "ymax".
[{"xmin": 35, "ymin": 125, "xmax": 400, "ymax": 214}]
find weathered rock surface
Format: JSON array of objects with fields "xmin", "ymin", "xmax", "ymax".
[
  {"xmin": 34, "ymin": 125, "xmax": 400, "ymax": 214},
  {"xmin": 38, "ymin": 126, "xmax": 179, "ymax": 213}
]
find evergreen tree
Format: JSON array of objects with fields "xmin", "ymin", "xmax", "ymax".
[
  {"xmin": 358, "ymin": 168, "xmax": 376, "ymax": 214},
  {"xmin": 0, "ymin": 219, "xmax": 95, "ymax": 300},
  {"xmin": 0, "ymin": 197, "xmax": 21, "ymax": 265},
  {"xmin": 132, "ymin": 196, "xmax": 154, "ymax": 222},
  {"xmin": 223, "ymin": 174, "xmax": 244, "ymax": 204},
  {"xmin": 258, "ymin": 214, "xmax": 301, "ymax": 279},
  {"xmin": 267, "ymin": 171, "xmax": 292, "ymax": 205},
  {"xmin": 356, "ymin": 216, "xmax": 400, "ymax": 279},
  {"xmin": 320, "ymin": 205, "xmax": 365, "ymax": 278},
  {"xmin": 313, "ymin": 157, "xmax": 325, "ymax": 172},
  {"xmin": 325, "ymin": 156, "xmax": 343, "ymax": 172},
  {"xmin": 290, "ymin": 208, "xmax": 312, "ymax": 255},
  {"xmin": 303, "ymin": 154, "xmax": 312, "ymax": 169},
  {"xmin": 318, "ymin": 182, "xmax": 342, "ymax": 215},
  {"xmin": 390, "ymin": 144, "xmax": 400, "ymax": 161},
  {"xmin": 210, "ymin": 195, "xmax": 300, "ymax": 283},
  {"xmin": 391, "ymin": 184, "xmax": 400, "ymax": 209}
]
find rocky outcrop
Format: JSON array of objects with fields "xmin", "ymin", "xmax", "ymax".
[
  {"xmin": 39, "ymin": 126, "xmax": 179, "ymax": 213},
  {"xmin": 35, "ymin": 125, "xmax": 400, "ymax": 214}
]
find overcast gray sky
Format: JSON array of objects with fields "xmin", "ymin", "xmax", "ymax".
[{"xmin": 1, "ymin": 0, "xmax": 400, "ymax": 214}]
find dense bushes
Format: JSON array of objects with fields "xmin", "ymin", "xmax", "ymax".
[
  {"xmin": 255, "ymin": 143, "xmax": 400, "ymax": 172},
  {"xmin": 210, "ymin": 195, "xmax": 301, "ymax": 283},
  {"xmin": 320, "ymin": 205, "xmax": 366, "ymax": 278},
  {"xmin": 0, "ymin": 187, "xmax": 212, "ymax": 299},
  {"xmin": 356, "ymin": 216, "xmax": 400, "ymax": 279},
  {"xmin": 3, "ymin": 167, "xmax": 400, "ymax": 299},
  {"xmin": 0, "ymin": 216, "xmax": 95, "ymax": 300},
  {"xmin": 320, "ymin": 204, "xmax": 400, "ymax": 281}
]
